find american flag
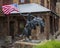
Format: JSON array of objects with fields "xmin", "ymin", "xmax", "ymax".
[{"xmin": 2, "ymin": 4, "xmax": 19, "ymax": 14}]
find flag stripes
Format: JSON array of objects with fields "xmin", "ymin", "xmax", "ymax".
[{"xmin": 2, "ymin": 4, "xmax": 19, "ymax": 14}]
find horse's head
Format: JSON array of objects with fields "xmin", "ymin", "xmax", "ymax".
[{"xmin": 32, "ymin": 17, "xmax": 45, "ymax": 27}]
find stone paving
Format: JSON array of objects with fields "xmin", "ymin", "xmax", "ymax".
[{"xmin": 0, "ymin": 34, "xmax": 60, "ymax": 48}]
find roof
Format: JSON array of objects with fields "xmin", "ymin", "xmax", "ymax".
[{"xmin": 11, "ymin": 3, "xmax": 51, "ymax": 13}]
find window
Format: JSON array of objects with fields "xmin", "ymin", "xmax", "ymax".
[
  {"xmin": 9, "ymin": 21, "xmax": 14, "ymax": 39},
  {"xmin": 3, "ymin": 0, "xmax": 12, "ymax": 5},
  {"xmin": 0, "ymin": 23, "xmax": 3, "ymax": 32},
  {"xmin": 47, "ymin": 0, "xmax": 49, "ymax": 8},
  {"xmin": 18, "ymin": 21, "xmax": 25, "ymax": 34},
  {"xmin": 41, "ymin": 0, "xmax": 44, "ymax": 6},
  {"xmin": 0, "ymin": 0, "xmax": 2, "ymax": 6},
  {"xmin": 40, "ymin": 19, "xmax": 45, "ymax": 33},
  {"xmin": 54, "ymin": 17, "xmax": 59, "ymax": 32},
  {"xmin": 19, "ymin": 0, "xmax": 30, "ymax": 4},
  {"xmin": 50, "ymin": 16, "xmax": 54, "ymax": 35},
  {"xmin": 26, "ymin": 0, "xmax": 30, "ymax": 3},
  {"xmin": 19, "ymin": 0, "xmax": 25, "ymax": 4},
  {"xmin": 20, "ymin": 0, "xmax": 25, "ymax": 3}
]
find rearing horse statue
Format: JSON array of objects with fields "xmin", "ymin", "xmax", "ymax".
[{"xmin": 20, "ymin": 14, "xmax": 45, "ymax": 41}]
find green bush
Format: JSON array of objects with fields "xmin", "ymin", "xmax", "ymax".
[{"xmin": 33, "ymin": 40, "xmax": 60, "ymax": 48}]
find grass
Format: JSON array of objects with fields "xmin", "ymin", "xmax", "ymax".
[{"xmin": 33, "ymin": 40, "xmax": 60, "ymax": 48}]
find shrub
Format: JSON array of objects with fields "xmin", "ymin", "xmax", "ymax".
[{"xmin": 33, "ymin": 40, "xmax": 60, "ymax": 48}]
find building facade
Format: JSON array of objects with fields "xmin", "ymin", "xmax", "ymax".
[{"xmin": 0, "ymin": 0, "xmax": 59, "ymax": 40}]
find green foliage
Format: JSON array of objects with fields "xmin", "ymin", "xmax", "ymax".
[{"xmin": 33, "ymin": 40, "xmax": 60, "ymax": 48}]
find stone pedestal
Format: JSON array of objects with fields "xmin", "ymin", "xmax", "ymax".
[
  {"xmin": 31, "ymin": 26, "xmax": 40, "ymax": 40},
  {"xmin": 14, "ymin": 40, "xmax": 39, "ymax": 48}
]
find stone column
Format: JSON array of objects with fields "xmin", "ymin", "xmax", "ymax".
[
  {"xmin": 56, "ymin": 2, "xmax": 60, "ymax": 33},
  {"xmin": 44, "ymin": 14, "xmax": 50, "ymax": 40},
  {"xmin": 58, "ymin": 19, "xmax": 60, "ymax": 32}
]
